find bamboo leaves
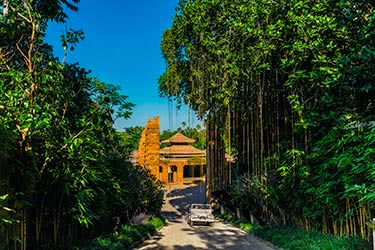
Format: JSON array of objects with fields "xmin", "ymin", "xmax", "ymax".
[
  {"xmin": 0, "ymin": 194, "xmax": 16, "ymax": 224},
  {"xmin": 161, "ymin": 0, "xmax": 375, "ymax": 238},
  {"xmin": 1, "ymin": 1, "xmax": 164, "ymax": 248}
]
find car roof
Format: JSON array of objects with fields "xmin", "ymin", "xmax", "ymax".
[{"xmin": 191, "ymin": 204, "xmax": 211, "ymax": 207}]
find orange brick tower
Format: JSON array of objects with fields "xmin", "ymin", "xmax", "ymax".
[{"xmin": 138, "ymin": 116, "xmax": 160, "ymax": 176}]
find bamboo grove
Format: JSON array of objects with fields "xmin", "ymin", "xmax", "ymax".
[
  {"xmin": 160, "ymin": 0, "xmax": 375, "ymax": 239},
  {"xmin": 0, "ymin": 1, "xmax": 163, "ymax": 249}
]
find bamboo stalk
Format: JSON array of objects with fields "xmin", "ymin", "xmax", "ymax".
[
  {"xmin": 359, "ymin": 204, "xmax": 363, "ymax": 238},
  {"xmin": 333, "ymin": 222, "xmax": 338, "ymax": 235},
  {"xmin": 345, "ymin": 197, "xmax": 350, "ymax": 234},
  {"xmin": 13, "ymin": 222, "xmax": 17, "ymax": 250},
  {"xmin": 353, "ymin": 208, "xmax": 357, "ymax": 236},
  {"xmin": 360, "ymin": 204, "xmax": 366, "ymax": 238},
  {"xmin": 23, "ymin": 209, "xmax": 26, "ymax": 250},
  {"xmin": 339, "ymin": 220, "xmax": 343, "ymax": 236},
  {"xmin": 54, "ymin": 210, "xmax": 57, "ymax": 243},
  {"xmin": 323, "ymin": 212, "xmax": 327, "ymax": 233},
  {"xmin": 19, "ymin": 210, "xmax": 23, "ymax": 250}
]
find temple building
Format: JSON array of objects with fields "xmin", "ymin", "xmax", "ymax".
[
  {"xmin": 134, "ymin": 116, "xmax": 206, "ymax": 185},
  {"xmin": 159, "ymin": 132, "xmax": 206, "ymax": 185}
]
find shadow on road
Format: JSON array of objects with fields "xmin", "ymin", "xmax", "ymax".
[
  {"xmin": 159, "ymin": 226, "xmax": 272, "ymax": 250},
  {"xmin": 167, "ymin": 183, "xmax": 206, "ymax": 215},
  {"xmin": 152, "ymin": 183, "xmax": 276, "ymax": 250},
  {"xmin": 156, "ymin": 226, "xmax": 262, "ymax": 249},
  {"xmin": 182, "ymin": 227, "xmax": 244, "ymax": 248},
  {"xmin": 160, "ymin": 211, "xmax": 183, "ymax": 223},
  {"xmin": 158, "ymin": 245, "xmax": 205, "ymax": 250}
]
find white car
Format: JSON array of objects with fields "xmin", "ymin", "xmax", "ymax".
[{"xmin": 189, "ymin": 203, "xmax": 215, "ymax": 226}]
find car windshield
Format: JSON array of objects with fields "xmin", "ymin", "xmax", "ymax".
[{"xmin": 192, "ymin": 204, "xmax": 211, "ymax": 209}]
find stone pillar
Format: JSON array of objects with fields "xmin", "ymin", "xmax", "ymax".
[
  {"xmin": 176, "ymin": 162, "xmax": 184, "ymax": 185},
  {"xmin": 162, "ymin": 163, "xmax": 168, "ymax": 184},
  {"xmin": 138, "ymin": 117, "xmax": 160, "ymax": 177}
]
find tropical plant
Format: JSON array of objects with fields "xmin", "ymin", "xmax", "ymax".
[
  {"xmin": 0, "ymin": 0, "xmax": 164, "ymax": 249},
  {"xmin": 160, "ymin": 0, "xmax": 375, "ymax": 239}
]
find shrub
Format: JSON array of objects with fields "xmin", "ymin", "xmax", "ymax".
[
  {"xmin": 146, "ymin": 216, "xmax": 165, "ymax": 230},
  {"xmin": 239, "ymin": 223, "xmax": 262, "ymax": 234},
  {"xmin": 217, "ymin": 212, "xmax": 369, "ymax": 250},
  {"xmin": 255, "ymin": 227, "xmax": 370, "ymax": 250},
  {"xmin": 79, "ymin": 216, "xmax": 166, "ymax": 250}
]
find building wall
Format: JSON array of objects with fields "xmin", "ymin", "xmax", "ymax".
[{"xmin": 159, "ymin": 159, "xmax": 205, "ymax": 185}]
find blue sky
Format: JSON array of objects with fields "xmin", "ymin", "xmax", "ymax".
[{"xmin": 46, "ymin": 0, "xmax": 200, "ymax": 131}]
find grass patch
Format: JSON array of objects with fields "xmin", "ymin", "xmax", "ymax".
[
  {"xmin": 215, "ymin": 213, "xmax": 370, "ymax": 250},
  {"xmin": 79, "ymin": 216, "xmax": 166, "ymax": 250},
  {"xmin": 255, "ymin": 227, "xmax": 370, "ymax": 250},
  {"xmin": 215, "ymin": 213, "xmax": 261, "ymax": 234}
]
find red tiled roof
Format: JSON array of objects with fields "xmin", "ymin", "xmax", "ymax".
[{"xmin": 161, "ymin": 132, "xmax": 195, "ymax": 144}]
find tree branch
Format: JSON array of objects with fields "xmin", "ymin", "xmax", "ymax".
[
  {"xmin": 16, "ymin": 36, "xmax": 31, "ymax": 67},
  {"xmin": 56, "ymin": 102, "xmax": 68, "ymax": 128}
]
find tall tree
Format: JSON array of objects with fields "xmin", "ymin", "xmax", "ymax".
[
  {"xmin": 160, "ymin": 0, "xmax": 375, "ymax": 238},
  {"xmin": 0, "ymin": 1, "xmax": 164, "ymax": 249}
]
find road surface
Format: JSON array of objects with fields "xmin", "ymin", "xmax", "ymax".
[{"xmin": 136, "ymin": 183, "xmax": 276, "ymax": 250}]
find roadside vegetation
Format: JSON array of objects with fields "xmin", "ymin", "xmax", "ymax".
[
  {"xmin": 79, "ymin": 217, "xmax": 165, "ymax": 250},
  {"xmin": 216, "ymin": 213, "xmax": 370, "ymax": 250},
  {"xmin": 117, "ymin": 126, "xmax": 144, "ymax": 155},
  {"xmin": 256, "ymin": 227, "xmax": 370, "ymax": 250},
  {"xmin": 0, "ymin": 1, "xmax": 163, "ymax": 249},
  {"xmin": 161, "ymin": 0, "xmax": 375, "ymax": 243}
]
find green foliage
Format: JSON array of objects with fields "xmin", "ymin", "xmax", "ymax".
[
  {"xmin": 240, "ymin": 223, "xmax": 262, "ymax": 234},
  {"xmin": 116, "ymin": 126, "xmax": 144, "ymax": 154},
  {"xmin": 105, "ymin": 159, "xmax": 164, "ymax": 218},
  {"xmin": 182, "ymin": 126, "xmax": 206, "ymax": 150},
  {"xmin": 145, "ymin": 216, "xmax": 165, "ymax": 230},
  {"xmin": 292, "ymin": 118, "xmax": 375, "ymax": 226},
  {"xmin": 0, "ymin": 0, "xmax": 163, "ymax": 248},
  {"xmin": 161, "ymin": 0, "xmax": 375, "ymax": 239},
  {"xmin": 255, "ymin": 227, "xmax": 370, "ymax": 250},
  {"xmin": 79, "ymin": 216, "xmax": 166, "ymax": 250},
  {"xmin": 215, "ymin": 212, "xmax": 262, "ymax": 234},
  {"xmin": 218, "ymin": 212, "xmax": 369, "ymax": 250},
  {"xmin": 0, "ymin": 194, "xmax": 17, "ymax": 230}
]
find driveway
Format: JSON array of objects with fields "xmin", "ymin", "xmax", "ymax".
[{"xmin": 136, "ymin": 183, "xmax": 276, "ymax": 250}]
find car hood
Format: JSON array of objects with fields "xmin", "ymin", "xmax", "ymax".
[{"xmin": 191, "ymin": 209, "xmax": 213, "ymax": 216}]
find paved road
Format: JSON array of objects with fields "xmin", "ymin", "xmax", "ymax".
[{"xmin": 136, "ymin": 183, "xmax": 276, "ymax": 250}]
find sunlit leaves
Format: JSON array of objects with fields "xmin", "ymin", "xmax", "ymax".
[
  {"xmin": 0, "ymin": 1, "xmax": 164, "ymax": 247},
  {"xmin": 162, "ymin": 0, "xmax": 375, "ymax": 237}
]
